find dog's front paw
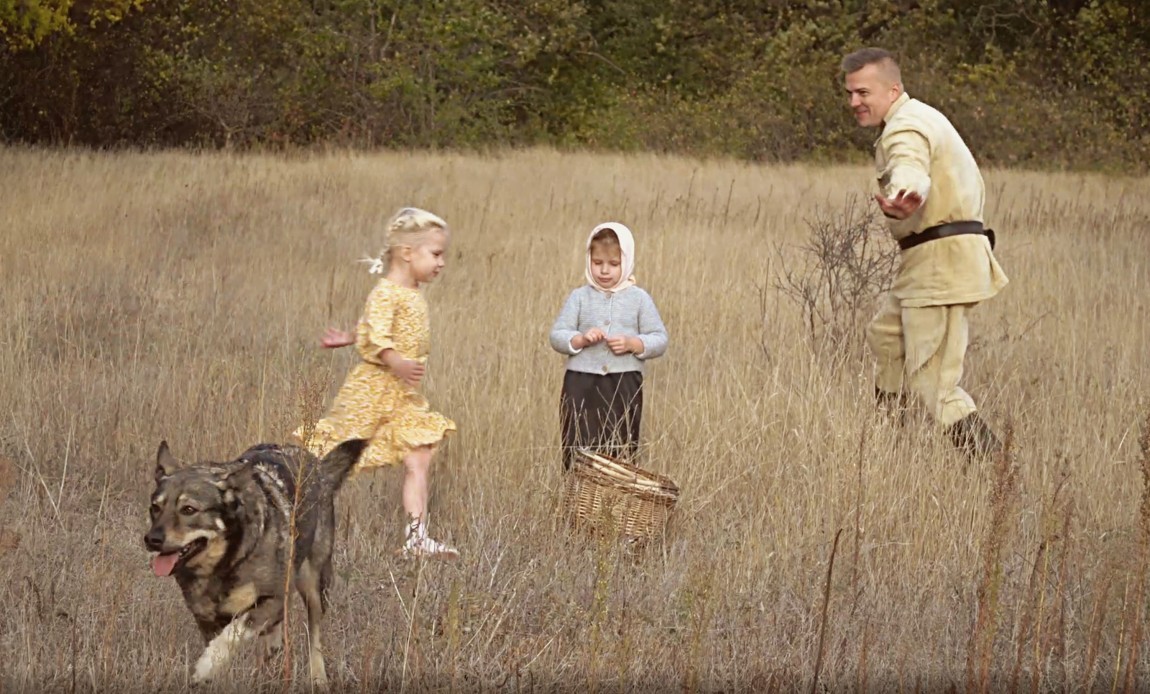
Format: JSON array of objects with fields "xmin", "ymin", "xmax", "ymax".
[
  {"xmin": 191, "ymin": 660, "xmax": 216, "ymax": 686},
  {"xmin": 190, "ymin": 614, "xmax": 252, "ymax": 685},
  {"xmin": 309, "ymin": 656, "xmax": 329, "ymax": 688},
  {"xmin": 192, "ymin": 644, "xmax": 229, "ymax": 685}
]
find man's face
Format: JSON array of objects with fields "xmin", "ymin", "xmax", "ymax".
[{"xmin": 844, "ymin": 63, "xmax": 901, "ymax": 128}]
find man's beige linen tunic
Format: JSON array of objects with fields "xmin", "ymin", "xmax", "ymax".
[{"xmin": 876, "ymin": 92, "xmax": 1009, "ymax": 308}]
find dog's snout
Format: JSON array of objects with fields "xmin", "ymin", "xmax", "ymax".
[{"xmin": 144, "ymin": 528, "xmax": 166, "ymax": 551}]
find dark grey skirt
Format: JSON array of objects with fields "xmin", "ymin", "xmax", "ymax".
[{"xmin": 560, "ymin": 369, "xmax": 643, "ymax": 470}]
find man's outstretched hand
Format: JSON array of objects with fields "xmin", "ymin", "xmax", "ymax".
[{"xmin": 875, "ymin": 189, "xmax": 923, "ymax": 220}]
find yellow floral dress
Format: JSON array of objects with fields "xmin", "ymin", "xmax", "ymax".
[{"xmin": 294, "ymin": 278, "xmax": 456, "ymax": 472}]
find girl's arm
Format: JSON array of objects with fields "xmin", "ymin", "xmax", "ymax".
[
  {"xmin": 379, "ymin": 348, "xmax": 425, "ymax": 387},
  {"xmin": 548, "ymin": 290, "xmax": 585, "ymax": 355},
  {"xmin": 355, "ymin": 282, "xmax": 424, "ymax": 386},
  {"xmin": 633, "ymin": 291, "xmax": 669, "ymax": 360},
  {"xmin": 321, "ymin": 327, "xmax": 355, "ymax": 348},
  {"xmin": 357, "ymin": 282, "xmax": 398, "ymax": 365}
]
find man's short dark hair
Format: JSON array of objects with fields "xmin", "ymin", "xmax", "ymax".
[{"xmin": 841, "ymin": 47, "xmax": 898, "ymax": 76}]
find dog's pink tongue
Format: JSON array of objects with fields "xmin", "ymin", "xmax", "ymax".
[{"xmin": 151, "ymin": 552, "xmax": 179, "ymax": 577}]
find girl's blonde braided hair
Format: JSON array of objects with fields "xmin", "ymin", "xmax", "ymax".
[{"xmin": 361, "ymin": 207, "xmax": 449, "ymax": 274}]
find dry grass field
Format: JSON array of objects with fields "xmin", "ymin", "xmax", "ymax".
[{"xmin": 1, "ymin": 146, "xmax": 1149, "ymax": 692}]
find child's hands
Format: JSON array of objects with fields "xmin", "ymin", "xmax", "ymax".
[
  {"xmin": 384, "ymin": 352, "xmax": 426, "ymax": 387},
  {"xmin": 321, "ymin": 327, "xmax": 355, "ymax": 349},
  {"xmin": 606, "ymin": 335, "xmax": 644, "ymax": 356},
  {"xmin": 391, "ymin": 359, "xmax": 426, "ymax": 387},
  {"xmin": 571, "ymin": 327, "xmax": 606, "ymax": 351},
  {"xmin": 583, "ymin": 327, "xmax": 607, "ymax": 345}
]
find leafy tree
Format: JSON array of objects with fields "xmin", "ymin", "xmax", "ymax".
[
  {"xmin": 0, "ymin": 0, "xmax": 145, "ymax": 51},
  {"xmin": 0, "ymin": 0, "xmax": 1146, "ymax": 170}
]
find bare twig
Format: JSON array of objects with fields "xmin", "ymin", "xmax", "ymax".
[
  {"xmin": 812, "ymin": 528, "xmax": 843, "ymax": 694},
  {"xmin": 772, "ymin": 196, "xmax": 898, "ymax": 354}
]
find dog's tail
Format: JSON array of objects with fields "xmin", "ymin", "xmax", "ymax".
[{"xmin": 321, "ymin": 438, "xmax": 370, "ymax": 490}]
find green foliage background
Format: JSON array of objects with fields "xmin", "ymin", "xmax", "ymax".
[{"xmin": 2, "ymin": 0, "xmax": 1147, "ymax": 170}]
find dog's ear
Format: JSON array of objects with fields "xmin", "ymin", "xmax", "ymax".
[
  {"xmin": 216, "ymin": 462, "xmax": 255, "ymax": 508},
  {"xmin": 155, "ymin": 441, "xmax": 180, "ymax": 483},
  {"xmin": 217, "ymin": 460, "xmax": 253, "ymax": 484}
]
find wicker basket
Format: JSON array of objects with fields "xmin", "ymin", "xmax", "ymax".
[{"xmin": 562, "ymin": 449, "xmax": 680, "ymax": 541}]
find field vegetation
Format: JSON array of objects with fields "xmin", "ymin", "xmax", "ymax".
[{"xmin": 1, "ymin": 147, "xmax": 1148, "ymax": 691}]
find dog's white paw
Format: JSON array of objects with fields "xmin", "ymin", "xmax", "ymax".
[
  {"xmin": 190, "ymin": 662, "xmax": 215, "ymax": 686},
  {"xmin": 309, "ymin": 654, "xmax": 329, "ymax": 688},
  {"xmin": 191, "ymin": 615, "xmax": 252, "ymax": 685},
  {"xmin": 191, "ymin": 648, "xmax": 226, "ymax": 685}
]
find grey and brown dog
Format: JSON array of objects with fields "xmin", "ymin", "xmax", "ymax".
[{"xmin": 144, "ymin": 438, "xmax": 368, "ymax": 686}]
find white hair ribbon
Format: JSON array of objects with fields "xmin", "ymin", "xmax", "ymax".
[{"xmin": 358, "ymin": 256, "xmax": 387, "ymax": 274}]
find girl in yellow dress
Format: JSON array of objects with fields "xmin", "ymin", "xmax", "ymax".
[{"xmin": 293, "ymin": 207, "xmax": 459, "ymax": 560}]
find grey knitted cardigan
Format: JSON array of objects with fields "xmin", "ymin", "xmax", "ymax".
[{"xmin": 548, "ymin": 284, "xmax": 669, "ymax": 374}]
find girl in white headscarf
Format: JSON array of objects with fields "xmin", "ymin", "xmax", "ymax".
[{"xmin": 548, "ymin": 222, "xmax": 670, "ymax": 470}]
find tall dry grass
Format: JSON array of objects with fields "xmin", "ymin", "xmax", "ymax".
[{"xmin": 0, "ymin": 145, "xmax": 1148, "ymax": 692}]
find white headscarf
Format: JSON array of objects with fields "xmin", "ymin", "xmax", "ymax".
[{"xmin": 584, "ymin": 222, "xmax": 636, "ymax": 293}]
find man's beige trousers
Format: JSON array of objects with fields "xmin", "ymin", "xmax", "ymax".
[{"xmin": 866, "ymin": 292, "xmax": 978, "ymax": 427}]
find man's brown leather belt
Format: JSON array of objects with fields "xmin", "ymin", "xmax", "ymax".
[{"xmin": 898, "ymin": 221, "xmax": 996, "ymax": 251}]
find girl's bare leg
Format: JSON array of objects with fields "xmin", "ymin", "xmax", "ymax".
[
  {"xmin": 398, "ymin": 446, "xmax": 458, "ymax": 560},
  {"xmin": 401, "ymin": 445, "xmax": 433, "ymax": 519}
]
